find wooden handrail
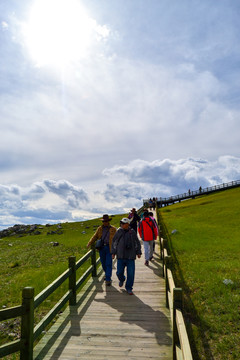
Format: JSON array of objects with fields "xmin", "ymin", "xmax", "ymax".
[
  {"xmin": 34, "ymin": 290, "xmax": 72, "ymax": 340},
  {"xmin": 34, "ymin": 267, "xmax": 72, "ymax": 308},
  {"xmin": 0, "ymin": 305, "xmax": 22, "ymax": 321},
  {"xmin": 0, "ymin": 247, "xmax": 99, "ymax": 359},
  {"xmin": 176, "ymin": 309, "xmax": 193, "ymax": 360},
  {"xmin": 143, "ymin": 179, "xmax": 240, "ymax": 207},
  {"xmin": 160, "ymin": 237, "xmax": 193, "ymax": 360}
]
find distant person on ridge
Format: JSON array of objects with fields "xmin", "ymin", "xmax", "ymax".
[
  {"xmin": 138, "ymin": 211, "xmax": 158, "ymax": 266},
  {"xmin": 111, "ymin": 218, "xmax": 142, "ymax": 295},
  {"xmin": 128, "ymin": 208, "xmax": 140, "ymax": 233},
  {"xmin": 152, "ymin": 197, "xmax": 156, "ymax": 210},
  {"xmin": 148, "ymin": 198, "xmax": 153, "ymax": 210},
  {"xmin": 87, "ymin": 214, "xmax": 117, "ymax": 286}
]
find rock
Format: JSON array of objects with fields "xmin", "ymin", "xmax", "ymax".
[
  {"xmin": 8, "ymin": 333, "xmax": 16, "ymax": 338},
  {"xmin": 47, "ymin": 231, "xmax": 57, "ymax": 235},
  {"xmin": 223, "ymin": 279, "xmax": 234, "ymax": 285},
  {"xmin": 29, "ymin": 225, "xmax": 38, "ymax": 232}
]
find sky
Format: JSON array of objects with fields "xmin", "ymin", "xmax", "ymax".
[{"xmin": 0, "ymin": 0, "xmax": 240, "ymax": 228}]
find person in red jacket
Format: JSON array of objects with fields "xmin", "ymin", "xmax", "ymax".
[{"xmin": 138, "ymin": 211, "xmax": 158, "ymax": 266}]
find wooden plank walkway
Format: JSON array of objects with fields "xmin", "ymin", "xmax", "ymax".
[{"xmin": 34, "ymin": 231, "xmax": 172, "ymax": 359}]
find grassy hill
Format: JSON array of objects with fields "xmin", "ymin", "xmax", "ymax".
[
  {"xmin": 0, "ymin": 213, "xmax": 125, "ymax": 349},
  {"xmin": 158, "ymin": 187, "xmax": 240, "ymax": 360}
]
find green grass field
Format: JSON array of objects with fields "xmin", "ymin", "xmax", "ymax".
[
  {"xmin": 158, "ymin": 187, "xmax": 240, "ymax": 360},
  {"xmin": 0, "ymin": 213, "xmax": 125, "ymax": 351}
]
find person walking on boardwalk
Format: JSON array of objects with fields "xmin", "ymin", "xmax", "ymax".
[
  {"xmin": 111, "ymin": 218, "xmax": 142, "ymax": 295},
  {"xmin": 128, "ymin": 207, "xmax": 140, "ymax": 233},
  {"xmin": 138, "ymin": 211, "xmax": 158, "ymax": 266},
  {"xmin": 87, "ymin": 214, "xmax": 117, "ymax": 286},
  {"xmin": 148, "ymin": 211, "xmax": 158, "ymax": 252}
]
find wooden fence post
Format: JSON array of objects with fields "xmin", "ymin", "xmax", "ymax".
[
  {"xmin": 69, "ymin": 256, "xmax": 77, "ymax": 306},
  {"xmin": 162, "ymin": 238, "xmax": 168, "ymax": 277},
  {"xmin": 173, "ymin": 288, "xmax": 183, "ymax": 360},
  {"xmin": 159, "ymin": 232, "xmax": 163, "ymax": 260},
  {"xmin": 20, "ymin": 287, "xmax": 34, "ymax": 360},
  {"xmin": 165, "ymin": 256, "xmax": 171, "ymax": 308},
  {"xmin": 91, "ymin": 247, "xmax": 97, "ymax": 277}
]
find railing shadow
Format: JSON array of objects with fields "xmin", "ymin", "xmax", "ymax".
[
  {"xmin": 34, "ymin": 273, "xmax": 105, "ymax": 360},
  {"xmin": 148, "ymin": 251, "xmax": 163, "ymax": 277}
]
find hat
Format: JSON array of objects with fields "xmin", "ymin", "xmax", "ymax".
[
  {"xmin": 120, "ymin": 217, "xmax": 131, "ymax": 224},
  {"xmin": 100, "ymin": 214, "xmax": 112, "ymax": 222}
]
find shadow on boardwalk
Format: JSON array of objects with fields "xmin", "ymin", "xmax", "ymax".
[
  {"xmin": 34, "ymin": 277, "xmax": 104, "ymax": 359},
  {"xmin": 94, "ymin": 285, "xmax": 171, "ymax": 346},
  {"xmin": 34, "ymin": 246, "xmax": 172, "ymax": 359}
]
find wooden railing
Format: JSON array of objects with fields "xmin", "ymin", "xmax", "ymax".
[
  {"xmin": 0, "ymin": 248, "xmax": 100, "ymax": 359},
  {"xmin": 144, "ymin": 179, "xmax": 240, "ymax": 207},
  {"xmin": 156, "ymin": 207, "xmax": 193, "ymax": 360},
  {"xmin": 160, "ymin": 240, "xmax": 193, "ymax": 360}
]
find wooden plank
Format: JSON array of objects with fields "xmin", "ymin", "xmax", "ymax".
[
  {"xmin": 0, "ymin": 339, "xmax": 21, "ymax": 357},
  {"xmin": 176, "ymin": 309, "xmax": 193, "ymax": 360},
  {"xmin": 176, "ymin": 345, "xmax": 183, "ymax": 360},
  {"xmin": 0, "ymin": 305, "xmax": 22, "ymax": 321},
  {"xmin": 167, "ymin": 268, "xmax": 175, "ymax": 294}
]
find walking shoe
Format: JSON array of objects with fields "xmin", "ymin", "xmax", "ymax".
[
  {"xmin": 119, "ymin": 277, "xmax": 125, "ymax": 287},
  {"xmin": 105, "ymin": 280, "xmax": 111, "ymax": 286},
  {"xmin": 145, "ymin": 260, "xmax": 149, "ymax": 266},
  {"xmin": 127, "ymin": 290, "xmax": 134, "ymax": 295}
]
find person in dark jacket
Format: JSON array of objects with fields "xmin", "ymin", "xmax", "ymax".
[
  {"xmin": 111, "ymin": 218, "xmax": 142, "ymax": 295},
  {"xmin": 128, "ymin": 208, "xmax": 140, "ymax": 233}
]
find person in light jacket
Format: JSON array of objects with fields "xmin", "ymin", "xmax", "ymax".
[
  {"xmin": 87, "ymin": 214, "xmax": 117, "ymax": 286},
  {"xmin": 111, "ymin": 218, "xmax": 142, "ymax": 295}
]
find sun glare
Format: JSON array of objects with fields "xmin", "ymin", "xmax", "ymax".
[{"xmin": 24, "ymin": 0, "xmax": 98, "ymax": 67}]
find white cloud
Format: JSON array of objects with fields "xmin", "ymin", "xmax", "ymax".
[
  {"xmin": 103, "ymin": 156, "xmax": 240, "ymax": 196},
  {"xmin": 0, "ymin": 156, "xmax": 239, "ymax": 229},
  {"xmin": 1, "ymin": 56, "xmax": 239, "ymax": 179},
  {"xmin": 0, "ymin": 179, "xmax": 89, "ymax": 228},
  {"xmin": 43, "ymin": 179, "xmax": 89, "ymax": 206},
  {"xmin": 1, "ymin": 21, "xmax": 9, "ymax": 30}
]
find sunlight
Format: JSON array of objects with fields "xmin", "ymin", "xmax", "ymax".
[{"xmin": 23, "ymin": 0, "xmax": 101, "ymax": 67}]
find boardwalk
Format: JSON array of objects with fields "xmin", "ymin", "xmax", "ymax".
[{"xmin": 34, "ymin": 237, "xmax": 172, "ymax": 359}]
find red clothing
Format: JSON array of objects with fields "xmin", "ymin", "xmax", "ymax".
[{"xmin": 138, "ymin": 216, "xmax": 158, "ymax": 241}]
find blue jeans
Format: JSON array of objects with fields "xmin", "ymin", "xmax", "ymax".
[
  {"xmin": 117, "ymin": 259, "xmax": 135, "ymax": 292},
  {"xmin": 99, "ymin": 245, "xmax": 112, "ymax": 281}
]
